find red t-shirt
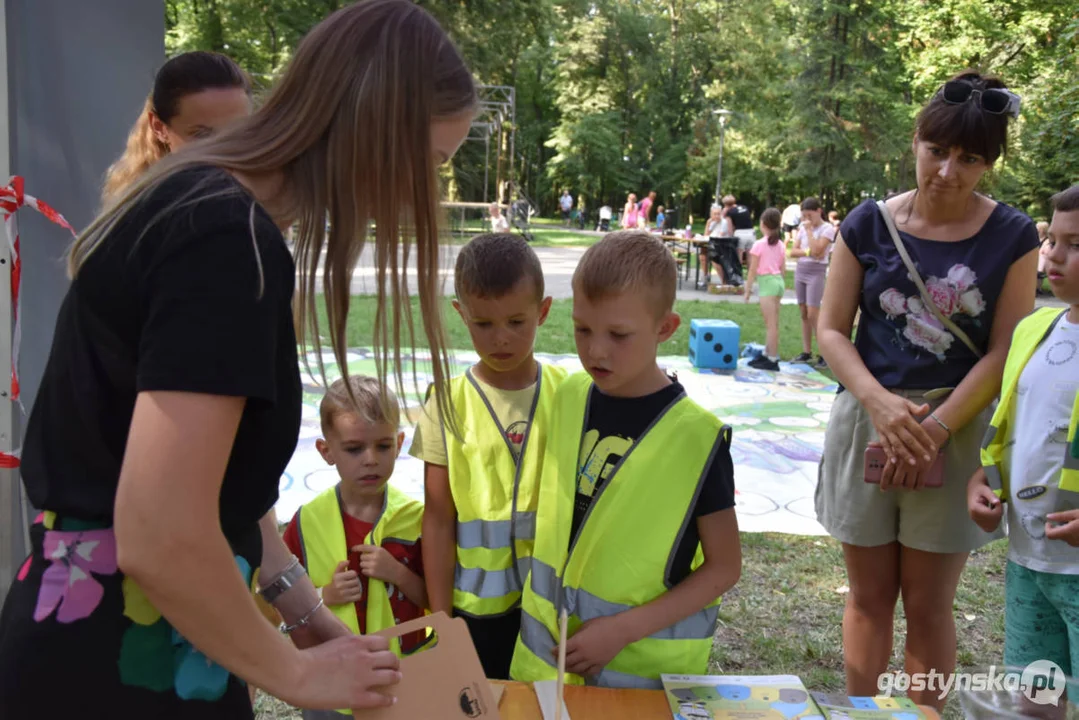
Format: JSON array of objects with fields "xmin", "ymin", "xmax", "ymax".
[{"xmin": 283, "ymin": 504, "xmax": 426, "ymax": 652}]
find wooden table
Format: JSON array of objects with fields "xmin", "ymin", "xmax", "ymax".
[{"xmin": 491, "ymin": 680, "xmax": 942, "ymax": 719}]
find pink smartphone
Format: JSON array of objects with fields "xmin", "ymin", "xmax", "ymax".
[{"xmin": 864, "ymin": 446, "xmax": 945, "ymax": 487}]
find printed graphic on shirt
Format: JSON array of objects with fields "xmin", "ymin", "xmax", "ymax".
[
  {"xmin": 505, "ymin": 420, "xmax": 529, "ymax": 462},
  {"xmin": 877, "ymin": 263, "xmax": 987, "ymax": 360},
  {"xmin": 576, "ymin": 428, "xmax": 633, "ymax": 513},
  {"xmin": 1044, "ymin": 338, "xmax": 1078, "ymax": 366}
]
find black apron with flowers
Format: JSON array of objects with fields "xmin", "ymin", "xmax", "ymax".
[{"xmin": 0, "ymin": 512, "xmax": 262, "ymax": 719}]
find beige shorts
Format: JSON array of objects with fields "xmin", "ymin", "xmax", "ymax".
[{"xmin": 815, "ymin": 388, "xmax": 1003, "ymax": 553}]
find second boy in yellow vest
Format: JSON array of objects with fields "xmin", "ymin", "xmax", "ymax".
[
  {"xmin": 412, "ymin": 233, "xmax": 567, "ymax": 679},
  {"xmin": 511, "ymin": 230, "xmax": 742, "ymax": 689}
]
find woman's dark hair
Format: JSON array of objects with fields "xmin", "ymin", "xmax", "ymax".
[
  {"xmin": 102, "ymin": 52, "xmax": 251, "ymax": 204},
  {"xmin": 915, "ymin": 70, "xmax": 1010, "ymax": 163},
  {"xmin": 761, "ymin": 207, "xmax": 782, "ymax": 245},
  {"xmin": 801, "ymin": 196, "xmax": 821, "ymax": 212},
  {"xmin": 152, "ymin": 51, "xmax": 250, "ymax": 123}
]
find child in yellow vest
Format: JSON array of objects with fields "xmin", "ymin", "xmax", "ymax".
[
  {"xmin": 970, "ymin": 185, "xmax": 1079, "ymax": 685},
  {"xmin": 410, "ymin": 232, "xmax": 566, "ymax": 679},
  {"xmin": 510, "ymin": 230, "xmax": 742, "ymax": 689},
  {"xmin": 283, "ymin": 376, "xmax": 426, "ymax": 719}
]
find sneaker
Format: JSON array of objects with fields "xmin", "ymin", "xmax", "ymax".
[
  {"xmin": 792, "ymin": 352, "xmax": 813, "ymax": 363},
  {"xmin": 749, "ymin": 355, "xmax": 781, "ymax": 372},
  {"xmin": 815, "ymin": 355, "xmax": 828, "ymax": 368}
]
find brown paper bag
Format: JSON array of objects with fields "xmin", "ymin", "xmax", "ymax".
[{"xmin": 368, "ymin": 612, "xmax": 502, "ymax": 719}]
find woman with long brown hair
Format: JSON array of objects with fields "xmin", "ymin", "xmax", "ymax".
[
  {"xmin": 102, "ymin": 50, "xmax": 252, "ymax": 205},
  {"xmin": 0, "ymin": 1, "xmax": 475, "ymax": 717}
]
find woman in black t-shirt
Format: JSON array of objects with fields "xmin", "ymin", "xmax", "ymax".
[{"xmin": 0, "ymin": 2, "xmax": 475, "ymax": 718}]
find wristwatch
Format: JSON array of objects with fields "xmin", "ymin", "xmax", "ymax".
[{"xmin": 258, "ymin": 557, "xmax": 306, "ymax": 605}]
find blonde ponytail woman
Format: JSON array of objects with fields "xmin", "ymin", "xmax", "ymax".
[
  {"xmin": 102, "ymin": 51, "xmax": 251, "ymax": 205},
  {"xmin": 0, "ymin": 1, "xmax": 475, "ymax": 716}
]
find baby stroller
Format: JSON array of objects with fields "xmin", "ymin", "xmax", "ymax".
[
  {"xmin": 596, "ymin": 205, "xmax": 613, "ymax": 232},
  {"xmin": 509, "ymin": 198, "xmax": 535, "ymax": 243}
]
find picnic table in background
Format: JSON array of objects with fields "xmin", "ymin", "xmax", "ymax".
[{"xmin": 661, "ymin": 234, "xmax": 711, "ymax": 289}]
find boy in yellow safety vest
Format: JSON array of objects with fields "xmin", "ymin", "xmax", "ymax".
[
  {"xmin": 283, "ymin": 376, "xmax": 427, "ymax": 719},
  {"xmin": 969, "ymin": 185, "xmax": 1079, "ymax": 679},
  {"xmin": 410, "ymin": 233, "xmax": 567, "ymax": 679},
  {"xmin": 510, "ymin": 230, "xmax": 742, "ymax": 689}
]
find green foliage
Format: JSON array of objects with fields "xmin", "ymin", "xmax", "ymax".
[{"xmin": 165, "ymin": 0, "xmax": 1078, "ymax": 220}]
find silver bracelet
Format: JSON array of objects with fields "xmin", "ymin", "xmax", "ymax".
[
  {"xmin": 929, "ymin": 412, "xmax": 951, "ymax": 446},
  {"xmin": 281, "ymin": 597, "xmax": 324, "ymax": 634},
  {"xmin": 258, "ymin": 556, "xmax": 306, "ymax": 605}
]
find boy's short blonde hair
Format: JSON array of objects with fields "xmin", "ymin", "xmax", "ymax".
[
  {"xmin": 319, "ymin": 375, "xmax": 400, "ymax": 436},
  {"xmin": 572, "ymin": 230, "xmax": 677, "ymax": 316}
]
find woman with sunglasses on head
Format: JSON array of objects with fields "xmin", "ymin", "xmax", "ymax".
[
  {"xmin": 102, "ymin": 51, "xmax": 252, "ymax": 205},
  {"xmin": 815, "ymin": 71, "xmax": 1038, "ymax": 710},
  {"xmin": 0, "ymin": 1, "xmax": 475, "ymax": 717}
]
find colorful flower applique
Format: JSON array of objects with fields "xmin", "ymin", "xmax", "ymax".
[
  {"xmin": 118, "ymin": 555, "xmax": 252, "ymax": 700},
  {"xmin": 172, "ymin": 556, "xmax": 252, "ymax": 701},
  {"xmin": 118, "ymin": 576, "xmax": 174, "ymax": 692},
  {"xmin": 33, "ymin": 527, "xmax": 117, "ymax": 623}
]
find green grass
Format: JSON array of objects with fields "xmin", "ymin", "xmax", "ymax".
[
  {"xmin": 322, "ymin": 296, "xmax": 812, "ymax": 360},
  {"xmin": 712, "ymin": 535, "xmax": 1008, "ymax": 720}
]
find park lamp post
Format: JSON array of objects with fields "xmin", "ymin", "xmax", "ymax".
[{"xmin": 713, "ymin": 108, "xmax": 731, "ymax": 206}]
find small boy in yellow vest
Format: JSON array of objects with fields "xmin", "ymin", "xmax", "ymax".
[
  {"xmin": 970, "ymin": 185, "xmax": 1079, "ymax": 680},
  {"xmin": 510, "ymin": 230, "xmax": 742, "ymax": 689},
  {"xmin": 410, "ymin": 232, "xmax": 567, "ymax": 679},
  {"xmin": 283, "ymin": 376, "xmax": 427, "ymax": 719}
]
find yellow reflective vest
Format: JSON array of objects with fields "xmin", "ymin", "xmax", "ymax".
[
  {"xmin": 510, "ymin": 372, "xmax": 730, "ymax": 689},
  {"xmin": 445, "ymin": 363, "xmax": 566, "ymax": 618},
  {"xmin": 982, "ymin": 307, "xmax": 1079, "ymax": 498},
  {"xmin": 296, "ymin": 483, "xmax": 424, "ymax": 657}
]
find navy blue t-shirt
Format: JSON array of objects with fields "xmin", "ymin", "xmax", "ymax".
[{"xmin": 843, "ymin": 197, "xmax": 1039, "ymax": 389}]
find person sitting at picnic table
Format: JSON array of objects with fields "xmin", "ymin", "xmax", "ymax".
[{"xmin": 489, "ymin": 203, "xmax": 510, "ymax": 233}]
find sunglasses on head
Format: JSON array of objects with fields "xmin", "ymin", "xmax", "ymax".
[{"xmin": 938, "ymin": 80, "xmax": 1021, "ymax": 119}]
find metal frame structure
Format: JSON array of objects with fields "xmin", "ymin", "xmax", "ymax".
[{"xmin": 467, "ymin": 84, "xmax": 516, "ymax": 203}]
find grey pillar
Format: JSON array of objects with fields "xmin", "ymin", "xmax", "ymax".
[{"xmin": 1, "ymin": 0, "xmax": 164, "ymax": 598}]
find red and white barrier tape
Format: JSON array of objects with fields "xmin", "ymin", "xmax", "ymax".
[{"xmin": 0, "ymin": 177, "xmax": 77, "ymax": 468}]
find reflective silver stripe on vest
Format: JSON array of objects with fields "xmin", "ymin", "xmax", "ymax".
[
  {"xmin": 565, "ymin": 584, "xmax": 718, "ymax": 641},
  {"xmin": 984, "ymin": 464, "xmax": 1004, "ymax": 492},
  {"xmin": 982, "ymin": 424, "xmax": 999, "ymax": 451},
  {"xmin": 529, "ymin": 560, "xmax": 716, "ymax": 642},
  {"xmin": 1064, "ymin": 447, "xmax": 1079, "ymax": 473},
  {"xmin": 457, "ymin": 512, "xmax": 537, "ymax": 550},
  {"xmin": 590, "ymin": 668, "xmax": 664, "ymax": 690},
  {"xmin": 455, "ymin": 556, "xmax": 531, "ymax": 598},
  {"xmin": 529, "ymin": 557, "xmax": 563, "ymax": 603},
  {"xmin": 457, "ymin": 515, "xmax": 537, "ymax": 548},
  {"xmin": 518, "ymin": 609, "xmax": 557, "ymax": 669}
]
